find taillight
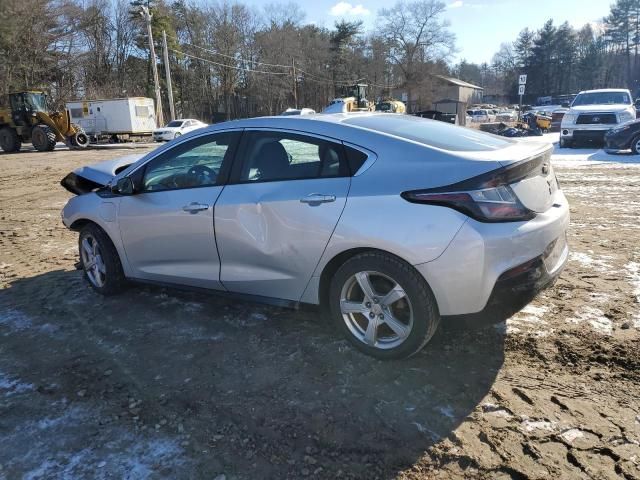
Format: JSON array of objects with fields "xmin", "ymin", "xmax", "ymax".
[{"xmin": 401, "ymin": 185, "xmax": 535, "ymax": 222}]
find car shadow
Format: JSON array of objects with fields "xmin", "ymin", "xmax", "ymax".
[{"xmin": 0, "ymin": 270, "xmax": 505, "ymax": 479}]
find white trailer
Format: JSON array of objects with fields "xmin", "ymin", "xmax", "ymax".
[{"xmin": 66, "ymin": 97, "xmax": 156, "ymax": 141}]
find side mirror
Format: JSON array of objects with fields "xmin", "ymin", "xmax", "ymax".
[{"xmin": 111, "ymin": 177, "xmax": 135, "ymax": 195}]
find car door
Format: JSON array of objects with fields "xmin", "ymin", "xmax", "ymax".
[
  {"xmin": 117, "ymin": 130, "xmax": 240, "ymax": 289},
  {"xmin": 215, "ymin": 129, "xmax": 351, "ymax": 301}
]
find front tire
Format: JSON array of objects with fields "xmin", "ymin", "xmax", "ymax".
[
  {"xmin": 329, "ymin": 251, "xmax": 440, "ymax": 360},
  {"xmin": 559, "ymin": 137, "xmax": 572, "ymax": 149},
  {"xmin": 174, "ymin": 132, "xmax": 182, "ymax": 139},
  {"xmin": 0, "ymin": 127, "xmax": 21, "ymax": 152},
  {"xmin": 79, "ymin": 224, "xmax": 126, "ymax": 295},
  {"xmin": 31, "ymin": 124, "xmax": 57, "ymax": 152}
]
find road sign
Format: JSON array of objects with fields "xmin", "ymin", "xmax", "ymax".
[
  {"xmin": 518, "ymin": 84, "xmax": 526, "ymax": 95},
  {"xmin": 519, "ymin": 74, "xmax": 527, "ymax": 85}
]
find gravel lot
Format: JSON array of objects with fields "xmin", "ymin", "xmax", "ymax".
[{"xmin": 0, "ymin": 137, "xmax": 639, "ymax": 479}]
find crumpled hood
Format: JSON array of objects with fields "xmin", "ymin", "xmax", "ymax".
[{"xmin": 61, "ymin": 154, "xmax": 145, "ymax": 195}]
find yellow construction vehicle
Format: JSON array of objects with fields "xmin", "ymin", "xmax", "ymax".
[
  {"xmin": 0, "ymin": 91, "xmax": 89, "ymax": 153},
  {"xmin": 324, "ymin": 83, "xmax": 376, "ymax": 113},
  {"xmin": 375, "ymin": 99, "xmax": 406, "ymax": 114}
]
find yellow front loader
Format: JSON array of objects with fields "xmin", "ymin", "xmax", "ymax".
[{"xmin": 0, "ymin": 91, "xmax": 88, "ymax": 153}]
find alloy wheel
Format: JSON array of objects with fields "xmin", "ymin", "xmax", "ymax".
[
  {"xmin": 339, "ymin": 271, "xmax": 413, "ymax": 349},
  {"xmin": 81, "ymin": 234, "xmax": 106, "ymax": 288}
]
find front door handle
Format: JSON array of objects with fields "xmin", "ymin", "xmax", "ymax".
[
  {"xmin": 182, "ymin": 202, "xmax": 209, "ymax": 213},
  {"xmin": 300, "ymin": 193, "xmax": 336, "ymax": 205}
]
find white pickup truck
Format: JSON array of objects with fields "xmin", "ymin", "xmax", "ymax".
[{"xmin": 560, "ymin": 89, "xmax": 636, "ymax": 148}]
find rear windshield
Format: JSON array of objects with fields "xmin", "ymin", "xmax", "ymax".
[
  {"xmin": 344, "ymin": 115, "xmax": 514, "ymax": 152},
  {"xmin": 572, "ymin": 92, "xmax": 631, "ymax": 106}
]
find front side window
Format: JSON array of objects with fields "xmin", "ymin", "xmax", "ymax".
[
  {"xmin": 238, "ymin": 132, "xmax": 348, "ymax": 182},
  {"xmin": 143, "ymin": 132, "xmax": 238, "ymax": 192}
]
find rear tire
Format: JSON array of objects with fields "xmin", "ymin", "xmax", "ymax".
[
  {"xmin": 0, "ymin": 127, "xmax": 21, "ymax": 152},
  {"xmin": 31, "ymin": 124, "xmax": 57, "ymax": 152},
  {"xmin": 631, "ymin": 135, "xmax": 640, "ymax": 155},
  {"xmin": 79, "ymin": 224, "xmax": 126, "ymax": 296},
  {"xmin": 329, "ymin": 251, "xmax": 440, "ymax": 360}
]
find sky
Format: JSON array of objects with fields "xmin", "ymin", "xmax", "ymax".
[{"xmin": 245, "ymin": 0, "xmax": 614, "ymax": 65}]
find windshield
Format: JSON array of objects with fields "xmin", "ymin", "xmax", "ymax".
[
  {"xmin": 572, "ymin": 92, "xmax": 631, "ymax": 106},
  {"xmin": 24, "ymin": 93, "xmax": 47, "ymax": 112},
  {"xmin": 166, "ymin": 120, "xmax": 184, "ymax": 127},
  {"xmin": 345, "ymin": 115, "xmax": 514, "ymax": 152}
]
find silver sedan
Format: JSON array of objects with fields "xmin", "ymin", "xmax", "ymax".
[{"xmin": 61, "ymin": 114, "xmax": 569, "ymax": 359}]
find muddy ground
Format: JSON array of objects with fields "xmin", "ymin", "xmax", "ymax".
[{"xmin": 0, "ymin": 138, "xmax": 638, "ymax": 480}]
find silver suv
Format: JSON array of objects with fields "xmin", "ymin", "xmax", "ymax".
[{"xmin": 560, "ymin": 88, "xmax": 636, "ymax": 147}]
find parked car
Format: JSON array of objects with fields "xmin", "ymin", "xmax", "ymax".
[
  {"xmin": 604, "ymin": 117, "xmax": 640, "ymax": 154},
  {"xmin": 560, "ymin": 89, "xmax": 636, "ymax": 147},
  {"xmin": 153, "ymin": 119, "xmax": 207, "ymax": 141},
  {"xmin": 60, "ymin": 114, "xmax": 569, "ymax": 359},
  {"xmin": 467, "ymin": 109, "xmax": 493, "ymax": 123},
  {"xmin": 495, "ymin": 110, "xmax": 517, "ymax": 122},
  {"xmin": 280, "ymin": 108, "xmax": 316, "ymax": 116}
]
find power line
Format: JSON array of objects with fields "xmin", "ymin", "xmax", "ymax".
[
  {"xmin": 169, "ymin": 48, "xmax": 290, "ymax": 75},
  {"xmin": 166, "ymin": 33, "xmax": 291, "ymax": 69},
  {"xmin": 169, "ymin": 36, "xmax": 402, "ymax": 89}
]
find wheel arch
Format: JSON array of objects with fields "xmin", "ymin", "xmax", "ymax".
[{"xmin": 317, "ymin": 247, "xmax": 419, "ymax": 308}]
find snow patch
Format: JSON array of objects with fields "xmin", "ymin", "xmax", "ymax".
[
  {"xmin": 569, "ymin": 251, "xmax": 614, "ymax": 272},
  {"xmin": 567, "ymin": 306, "xmax": 613, "ymax": 334},
  {"xmin": 0, "ymin": 370, "xmax": 34, "ymax": 397},
  {"xmin": 560, "ymin": 428, "xmax": 585, "ymax": 443},
  {"xmin": 521, "ymin": 419, "xmax": 556, "ymax": 433},
  {"xmin": 0, "ymin": 308, "xmax": 33, "ymax": 333}
]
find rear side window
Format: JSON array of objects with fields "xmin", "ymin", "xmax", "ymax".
[
  {"xmin": 344, "ymin": 146, "xmax": 368, "ymax": 174},
  {"xmin": 344, "ymin": 115, "xmax": 515, "ymax": 152},
  {"xmin": 237, "ymin": 131, "xmax": 349, "ymax": 182}
]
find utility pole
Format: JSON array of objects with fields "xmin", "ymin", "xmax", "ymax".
[
  {"xmin": 162, "ymin": 30, "xmax": 175, "ymax": 121},
  {"xmin": 292, "ymin": 58, "xmax": 298, "ymax": 109},
  {"xmin": 140, "ymin": 6, "xmax": 164, "ymax": 127}
]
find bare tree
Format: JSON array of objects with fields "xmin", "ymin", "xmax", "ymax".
[{"xmin": 377, "ymin": 0, "xmax": 455, "ymax": 111}]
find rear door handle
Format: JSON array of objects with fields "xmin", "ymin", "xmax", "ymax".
[
  {"xmin": 300, "ymin": 193, "xmax": 336, "ymax": 205},
  {"xmin": 182, "ymin": 202, "xmax": 209, "ymax": 213}
]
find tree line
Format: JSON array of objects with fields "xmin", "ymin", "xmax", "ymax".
[
  {"xmin": 1, "ymin": 0, "xmax": 638, "ymax": 122},
  {"xmin": 0, "ymin": 0, "xmax": 456, "ymax": 120},
  {"xmin": 454, "ymin": 0, "xmax": 640, "ymax": 104}
]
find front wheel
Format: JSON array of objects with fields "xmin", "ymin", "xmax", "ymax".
[
  {"xmin": 631, "ymin": 135, "xmax": 640, "ymax": 155},
  {"xmin": 79, "ymin": 224, "xmax": 126, "ymax": 295},
  {"xmin": 559, "ymin": 137, "xmax": 572, "ymax": 149},
  {"xmin": 0, "ymin": 127, "xmax": 21, "ymax": 152},
  {"xmin": 174, "ymin": 132, "xmax": 182, "ymax": 139},
  {"xmin": 329, "ymin": 251, "xmax": 440, "ymax": 360}
]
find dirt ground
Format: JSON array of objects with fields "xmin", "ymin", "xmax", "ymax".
[{"xmin": 0, "ymin": 137, "xmax": 638, "ymax": 480}]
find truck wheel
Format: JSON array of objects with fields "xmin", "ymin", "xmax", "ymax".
[
  {"xmin": 631, "ymin": 135, "xmax": 640, "ymax": 155},
  {"xmin": 0, "ymin": 127, "xmax": 21, "ymax": 152},
  {"xmin": 559, "ymin": 137, "xmax": 572, "ymax": 149},
  {"xmin": 71, "ymin": 125, "xmax": 89, "ymax": 149},
  {"xmin": 32, "ymin": 125, "xmax": 57, "ymax": 152}
]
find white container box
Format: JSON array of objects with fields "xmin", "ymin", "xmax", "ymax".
[{"xmin": 66, "ymin": 97, "xmax": 156, "ymax": 137}]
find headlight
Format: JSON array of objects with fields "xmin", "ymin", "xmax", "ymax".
[
  {"xmin": 619, "ymin": 111, "xmax": 634, "ymax": 123},
  {"xmin": 562, "ymin": 113, "xmax": 578, "ymax": 124}
]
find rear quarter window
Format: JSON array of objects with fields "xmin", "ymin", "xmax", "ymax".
[{"xmin": 344, "ymin": 115, "xmax": 514, "ymax": 152}]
